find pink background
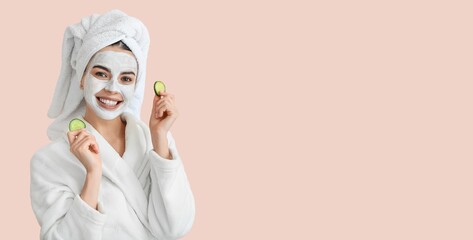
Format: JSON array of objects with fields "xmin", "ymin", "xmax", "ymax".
[{"xmin": 1, "ymin": 0, "xmax": 472, "ymax": 239}]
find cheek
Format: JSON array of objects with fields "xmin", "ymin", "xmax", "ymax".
[
  {"xmin": 85, "ymin": 77, "xmax": 107, "ymax": 94},
  {"xmin": 121, "ymin": 85, "xmax": 135, "ymax": 100}
]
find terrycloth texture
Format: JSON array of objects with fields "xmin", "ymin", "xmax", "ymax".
[
  {"xmin": 31, "ymin": 113, "xmax": 196, "ymax": 239},
  {"xmin": 47, "ymin": 9, "xmax": 150, "ymax": 141}
]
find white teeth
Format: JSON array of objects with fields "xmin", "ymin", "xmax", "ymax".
[{"xmin": 99, "ymin": 98, "xmax": 118, "ymax": 106}]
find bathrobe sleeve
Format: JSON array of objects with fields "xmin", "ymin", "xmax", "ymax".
[
  {"xmin": 146, "ymin": 132, "xmax": 195, "ymax": 239},
  {"xmin": 30, "ymin": 141, "xmax": 107, "ymax": 240}
]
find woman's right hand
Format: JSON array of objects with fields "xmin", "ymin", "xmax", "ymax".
[{"xmin": 67, "ymin": 129, "xmax": 102, "ymax": 174}]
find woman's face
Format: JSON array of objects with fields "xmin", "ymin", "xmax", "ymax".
[{"xmin": 81, "ymin": 46, "xmax": 138, "ymax": 120}]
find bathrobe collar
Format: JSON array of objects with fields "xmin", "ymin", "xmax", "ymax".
[{"xmin": 63, "ymin": 113, "xmax": 152, "ymax": 231}]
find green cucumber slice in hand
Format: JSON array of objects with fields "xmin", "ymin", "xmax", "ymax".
[
  {"xmin": 69, "ymin": 118, "xmax": 86, "ymax": 131},
  {"xmin": 154, "ymin": 81, "xmax": 166, "ymax": 96}
]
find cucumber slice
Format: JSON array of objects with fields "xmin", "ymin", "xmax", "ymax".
[
  {"xmin": 69, "ymin": 118, "xmax": 86, "ymax": 131},
  {"xmin": 154, "ymin": 81, "xmax": 166, "ymax": 96}
]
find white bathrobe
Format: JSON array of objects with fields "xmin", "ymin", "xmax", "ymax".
[{"xmin": 30, "ymin": 113, "xmax": 195, "ymax": 240}]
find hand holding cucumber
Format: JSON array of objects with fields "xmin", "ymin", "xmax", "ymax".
[
  {"xmin": 67, "ymin": 118, "xmax": 102, "ymax": 173},
  {"xmin": 149, "ymin": 81, "xmax": 178, "ymax": 158},
  {"xmin": 149, "ymin": 81, "xmax": 178, "ymax": 133}
]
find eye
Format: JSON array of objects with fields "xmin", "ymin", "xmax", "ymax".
[
  {"xmin": 95, "ymin": 72, "xmax": 108, "ymax": 78},
  {"xmin": 121, "ymin": 76, "xmax": 135, "ymax": 83}
]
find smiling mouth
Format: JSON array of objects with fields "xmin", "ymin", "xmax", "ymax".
[{"xmin": 96, "ymin": 97, "xmax": 123, "ymax": 109}]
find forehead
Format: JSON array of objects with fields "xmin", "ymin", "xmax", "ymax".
[{"xmin": 89, "ymin": 50, "xmax": 138, "ymax": 70}]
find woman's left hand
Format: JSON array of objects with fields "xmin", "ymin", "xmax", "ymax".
[
  {"xmin": 149, "ymin": 92, "xmax": 178, "ymax": 159},
  {"xmin": 149, "ymin": 92, "xmax": 179, "ymax": 136}
]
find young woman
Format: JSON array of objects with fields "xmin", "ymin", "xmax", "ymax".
[{"xmin": 30, "ymin": 10, "xmax": 195, "ymax": 240}]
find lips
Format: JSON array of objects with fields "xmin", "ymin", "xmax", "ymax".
[{"xmin": 96, "ymin": 97, "xmax": 123, "ymax": 109}]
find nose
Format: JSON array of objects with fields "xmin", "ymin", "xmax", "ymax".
[{"xmin": 104, "ymin": 78, "xmax": 120, "ymax": 92}]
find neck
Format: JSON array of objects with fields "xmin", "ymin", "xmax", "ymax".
[{"xmin": 83, "ymin": 106, "xmax": 126, "ymax": 139}]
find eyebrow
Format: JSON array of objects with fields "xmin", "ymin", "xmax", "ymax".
[
  {"xmin": 93, "ymin": 65, "xmax": 136, "ymax": 75},
  {"xmin": 93, "ymin": 65, "xmax": 110, "ymax": 72},
  {"xmin": 122, "ymin": 71, "xmax": 136, "ymax": 76}
]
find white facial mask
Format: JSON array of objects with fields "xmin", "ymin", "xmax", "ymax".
[{"xmin": 83, "ymin": 51, "xmax": 138, "ymax": 120}]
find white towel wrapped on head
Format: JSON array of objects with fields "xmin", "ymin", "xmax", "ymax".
[{"xmin": 47, "ymin": 9, "xmax": 150, "ymax": 140}]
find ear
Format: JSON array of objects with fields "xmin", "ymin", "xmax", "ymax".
[
  {"xmin": 80, "ymin": 78, "xmax": 84, "ymax": 90},
  {"xmin": 80, "ymin": 66, "xmax": 89, "ymax": 90}
]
